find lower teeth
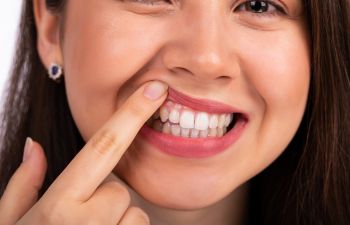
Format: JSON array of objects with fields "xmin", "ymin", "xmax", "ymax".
[{"xmin": 150, "ymin": 119, "xmax": 229, "ymax": 138}]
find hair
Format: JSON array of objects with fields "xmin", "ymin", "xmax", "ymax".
[{"xmin": 0, "ymin": 0, "xmax": 349, "ymax": 224}]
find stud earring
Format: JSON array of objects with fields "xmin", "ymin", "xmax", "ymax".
[{"xmin": 48, "ymin": 63, "xmax": 63, "ymax": 82}]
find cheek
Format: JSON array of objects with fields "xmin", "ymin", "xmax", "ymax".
[
  {"xmin": 241, "ymin": 25, "xmax": 310, "ymax": 105},
  {"xmin": 250, "ymin": 42, "xmax": 310, "ymax": 110},
  {"xmin": 60, "ymin": 2, "xmax": 167, "ymax": 140},
  {"xmin": 241, "ymin": 27, "xmax": 310, "ymax": 161}
]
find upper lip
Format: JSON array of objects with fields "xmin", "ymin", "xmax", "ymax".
[{"xmin": 167, "ymin": 88, "xmax": 245, "ymax": 115}]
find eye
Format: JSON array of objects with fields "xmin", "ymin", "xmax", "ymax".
[{"xmin": 235, "ymin": 0, "xmax": 286, "ymax": 16}]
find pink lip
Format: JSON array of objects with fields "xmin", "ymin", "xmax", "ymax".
[
  {"xmin": 138, "ymin": 88, "xmax": 249, "ymax": 158},
  {"xmin": 167, "ymin": 88, "xmax": 240, "ymax": 114}
]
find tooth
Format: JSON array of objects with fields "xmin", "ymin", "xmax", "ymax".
[
  {"xmin": 160, "ymin": 107, "xmax": 169, "ymax": 122},
  {"xmin": 209, "ymin": 114, "xmax": 219, "ymax": 129},
  {"xmin": 194, "ymin": 112, "xmax": 209, "ymax": 131},
  {"xmin": 218, "ymin": 114, "xmax": 226, "ymax": 128},
  {"xmin": 169, "ymin": 109, "xmax": 180, "ymax": 123},
  {"xmin": 190, "ymin": 129, "xmax": 199, "ymax": 138},
  {"xmin": 208, "ymin": 128, "xmax": 217, "ymax": 137},
  {"xmin": 152, "ymin": 120, "xmax": 163, "ymax": 132},
  {"xmin": 181, "ymin": 128, "xmax": 190, "ymax": 137},
  {"xmin": 162, "ymin": 122, "xmax": 171, "ymax": 134},
  {"xmin": 224, "ymin": 114, "xmax": 233, "ymax": 127},
  {"xmin": 180, "ymin": 110, "xmax": 195, "ymax": 129},
  {"xmin": 217, "ymin": 128, "xmax": 224, "ymax": 137},
  {"xmin": 199, "ymin": 129, "xmax": 208, "ymax": 138},
  {"xmin": 171, "ymin": 124, "xmax": 181, "ymax": 136}
]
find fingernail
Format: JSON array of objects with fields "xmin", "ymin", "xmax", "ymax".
[
  {"xmin": 23, "ymin": 137, "xmax": 33, "ymax": 162},
  {"xmin": 143, "ymin": 81, "xmax": 168, "ymax": 100}
]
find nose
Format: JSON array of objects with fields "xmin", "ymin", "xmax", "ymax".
[{"xmin": 162, "ymin": 3, "xmax": 239, "ymax": 82}]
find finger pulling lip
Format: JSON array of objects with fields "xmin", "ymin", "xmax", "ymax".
[{"xmin": 138, "ymin": 88, "xmax": 249, "ymax": 158}]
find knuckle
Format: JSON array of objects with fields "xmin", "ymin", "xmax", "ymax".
[
  {"xmin": 102, "ymin": 182, "xmax": 131, "ymax": 204},
  {"xmin": 128, "ymin": 207, "xmax": 150, "ymax": 225},
  {"xmin": 89, "ymin": 130, "xmax": 120, "ymax": 156}
]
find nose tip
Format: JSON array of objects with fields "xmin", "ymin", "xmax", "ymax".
[
  {"xmin": 189, "ymin": 49, "xmax": 229, "ymax": 78},
  {"xmin": 162, "ymin": 10, "xmax": 237, "ymax": 81},
  {"xmin": 162, "ymin": 35, "xmax": 236, "ymax": 81}
]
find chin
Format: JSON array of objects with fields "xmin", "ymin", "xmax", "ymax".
[{"xmin": 114, "ymin": 139, "xmax": 247, "ymax": 211}]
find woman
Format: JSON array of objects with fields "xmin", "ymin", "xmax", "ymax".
[{"xmin": 0, "ymin": 0, "xmax": 349, "ymax": 224}]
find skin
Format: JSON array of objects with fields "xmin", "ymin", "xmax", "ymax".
[{"xmin": 0, "ymin": 0, "xmax": 310, "ymax": 225}]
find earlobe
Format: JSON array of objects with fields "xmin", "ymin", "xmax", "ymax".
[{"xmin": 33, "ymin": 0, "xmax": 63, "ymax": 69}]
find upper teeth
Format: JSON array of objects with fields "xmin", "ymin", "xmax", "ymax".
[
  {"xmin": 180, "ymin": 110, "xmax": 195, "ymax": 129},
  {"xmin": 169, "ymin": 108, "xmax": 180, "ymax": 123},
  {"xmin": 157, "ymin": 100, "xmax": 233, "ymax": 130},
  {"xmin": 194, "ymin": 112, "xmax": 209, "ymax": 130}
]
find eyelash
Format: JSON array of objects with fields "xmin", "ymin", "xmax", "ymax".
[
  {"xmin": 125, "ymin": 0, "xmax": 286, "ymax": 17},
  {"xmin": 235, "ymin": 1, "xmax": 287, "ymax": 17}
]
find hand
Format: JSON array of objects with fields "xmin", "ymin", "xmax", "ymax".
[{"xmin": 0, "ymin": 81, "xmax": 168, "ymax": 225}]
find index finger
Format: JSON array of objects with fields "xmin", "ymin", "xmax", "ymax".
[{"xmin": 46, "ymin": 81, "xmax": 168, "ymax": 202}]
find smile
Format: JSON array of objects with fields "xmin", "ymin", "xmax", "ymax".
[
  {"xmin": 147, "ymin": 100, "xmax": 234, "ymax": 138},
  {"xmin": 139, "ymin": 88, "xmax": 248, "ymax": 158}
]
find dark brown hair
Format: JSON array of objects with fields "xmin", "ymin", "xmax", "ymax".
[{"xmin": 0, "ymin": 0, "xmax": 349, "ymax": 224}]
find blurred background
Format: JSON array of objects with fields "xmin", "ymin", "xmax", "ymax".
[{"xmin": 0, "ymin": 1, "xmax": 22, "ymax": 106}]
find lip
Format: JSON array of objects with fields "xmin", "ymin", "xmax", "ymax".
[
  {"xmin": 139, "ymin": 88, "xmax": 249, "ymax": 158},
  {"xmin": 167, "ymin": 88, "xmax": 240, "ymax": 114}
]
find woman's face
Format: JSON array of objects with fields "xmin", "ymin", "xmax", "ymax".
[{"xmin": 53, "ymin": 0, "xmax": 309, "ymax": 209}]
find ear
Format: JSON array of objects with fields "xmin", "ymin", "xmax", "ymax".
[{"xmin": 33, "ymin": 0, "xmax": 63, "ymax": 69}]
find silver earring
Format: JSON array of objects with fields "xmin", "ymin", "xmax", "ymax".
[{"xmin": 48, "ymin": 63, "xmax": 63, "ymax": 82}]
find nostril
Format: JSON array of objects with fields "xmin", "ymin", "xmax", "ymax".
[
  {"xmin": 217, "ymin": 75, "xmax": 231, "ymax": 80},
  {"xmin": 170, "ymin": 67, "xmax": 192, "ymax": 76}
]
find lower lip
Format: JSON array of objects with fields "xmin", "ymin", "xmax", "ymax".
[{"xmin": 139, "ymin": 118, "xmax": 248, "ymax": 158}]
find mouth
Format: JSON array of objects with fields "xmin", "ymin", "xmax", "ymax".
[
  {"xmin": 139, "ymin": 88, "xmax": 248, "ymax": 158},
  {"xmin": 146, "ymin": 100, "xmax": 242, "ymax": 138}
]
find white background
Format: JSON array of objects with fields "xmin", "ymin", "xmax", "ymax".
[{"xmin": 0, "ymin": 1, "xmax": 23, "ymax": 107}]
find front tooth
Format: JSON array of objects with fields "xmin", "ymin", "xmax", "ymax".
[
  {"xmin": 194, "ymin": 112, "xmax": 209, "ymax": 130},
  {"xmin": 162, "ymin": 122, "xmax": 171, "ymax": 134},
  {"xmin": 169, "ymin": 109, "xmax": 180, "ymax": 123},
  {"xmin": 181, "ymin": 128, "xmax": 190, "ymax": 137},
  {"xmin": 160, "ymin": 107, "xmax": 169, "ymax": 122},
  {"xmin": 209, "ymin": 114, "xmax": 219, "ymax": 128},
  {"xmin": 171, "ymin": 125, "xmax": 181, "ymax": 136},
  {"xmin": 190, "ymin": 129, "xmax": 199, "ymax": 138},
  {"xmin": 218, "ymin": 114, "xmax": 226, "ymax": 128},
  {"xmin": 180, "ymin": 110, "xmax": 195, "ymax": 129},
  {"xmin": 224, "ymin": 114, "xmax": 233, "ymax": 127}
]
